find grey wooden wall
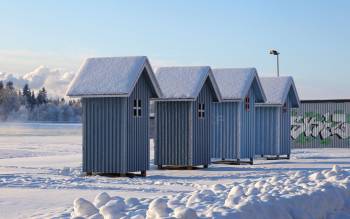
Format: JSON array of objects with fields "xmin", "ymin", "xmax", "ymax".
[
  {"xmin": 211, "ymin": 86, "xmax": 257, "ymax": 160},
  {"xmin": 126, "ymin": 72, "xmax": 152, "ymax": 172},
  {"xmin": 240, "ymin": 88, "xmax": 256, "ymax": 159},
  {"xmin": 155, "ymin": 101, "xmax": 190, "ymax": 166},
  {"xmin": 255, "ymin": 106, "xmax": 278, "ymax": 155},
  {"xmin": 192, "ymin": 79, "xmax": 214, "ymax": 166},
  {"xmin": 255, "ymin": 91, "xmax": 293, "ymax": 156},
  {"xmin": 82, "ymin": 71, "xmax": 152, "ymax": 174},
  {"xmin": 280, "ymin": 94, "xmax": 292, "ymax": 154},
  {"xmin": 211, "ymin": 102, "xmax": 239, "ymax": 159},
  {"xmin": 83, "ymin": 97, "xmax": 127, "ymax": 173},
  {"xmin": 155, "ymin": 78, "xmax": 214, "ymax": 166}
]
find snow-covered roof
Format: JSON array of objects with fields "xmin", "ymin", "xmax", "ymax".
[
  {"xmin": 212, "ymin": 68, "xmax": 266, "ymax": 102},
  {"xmin": 257, "ymin": 76, "xmax": 300, "ymax": 107},
  {"xmin": 66, "ymin": 56, "xmax": 161, "ymax": 98},
  {"xmin": 155, "ymin": 66, "xmax": 222, "ymax": 101}
]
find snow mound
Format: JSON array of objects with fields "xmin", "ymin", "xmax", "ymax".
[
  {"xmin": 210, "ymin": 183, "xmax": 226, "ymax": 192},
  {"xmin": 71, "ymin": 166, "xmax": 350, "ymax": 219},
  {"xmin": 125, "ymin": 197, "xmax": 141, "ymax": 207},
  {"xmin": 146, "ymin": 198, "xmax": 172, "ymax": 219},
  {"xmin": 225, "ymin": 185, "xmax": 245, "ymax": 208},
  {"xmin": 332, "ymin": 164, "xmax": 342, "ymax": 173},
  {"xmin": 174, "ymin": 207, "xmax": 198, "ymax": 219},
  {"xmin": 309, "ymin": 172, "xmax": 325, "ymax": 181},
  {"xmin": 93, "ymin": 192, "xmax": 111, "ymax": 208},
  {"xmin": 72, "ymin": 198, "xmax": 99, "ymax": 218},
  {"xmin": 99, "ymin": 199, "xmax": 127, "ymax": 218}
]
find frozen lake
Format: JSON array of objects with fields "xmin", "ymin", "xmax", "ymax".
[
  {"xmin": 0, "ymin": 123, "xmax": 349, "ymax": 218},
  {"xmin": 0, "ymin": 122, "xmax": 82, "ymax": 159}
]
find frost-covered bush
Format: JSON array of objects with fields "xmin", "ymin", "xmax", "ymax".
[{"xmin": 0, "ymin": 80, "xmax": 81, "ymax": 122}]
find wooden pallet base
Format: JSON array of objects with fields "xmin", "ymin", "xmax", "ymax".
[
  {"xmin": 212, "ymin": 158, "xmax": 254, "ymax": 165},
  {"xmin": 85, "ymin": 171, "xmax": 147, "ymax": 177},
  {"xmin": 263, "ymin": 154, "xmax": 290, "ymax": 160},
  {"xmin": 157, "ymin": 164, "xmax": 209, "ymax": 170}
]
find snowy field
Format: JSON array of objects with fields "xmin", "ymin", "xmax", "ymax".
[{"xmin": 0, "ymin": 123, "xmax": 349, "ymax": 219}]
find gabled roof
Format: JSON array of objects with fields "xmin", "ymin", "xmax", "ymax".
[
  {"xmin": 66, "ymin": 56, "xmax": 161, "ymax": 97},
  {"xmin": 212, "ymin": 68, "xmax": 266, "ymax": 102},
  {"xmin": 155, "ymin": 66, "xmax": 222, "ymax": 101},
  {"xmin": 257, "ymin": 76, "xmax": 300, "ymax": 107}
]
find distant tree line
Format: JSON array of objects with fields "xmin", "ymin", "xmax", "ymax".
[{"xmin": 0, "ymin": 80, "xmax": 81, "ymax": 122}]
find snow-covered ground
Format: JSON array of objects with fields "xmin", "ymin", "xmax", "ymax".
[{"xmin": 0, "ymin": 123, "xmax": 349, "ymax": 219}]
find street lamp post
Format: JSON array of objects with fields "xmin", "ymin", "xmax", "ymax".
[{"xmin": 269, "ymin": 49, "xmax": 280, "ymax": 77}]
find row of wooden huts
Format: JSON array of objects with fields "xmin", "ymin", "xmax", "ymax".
[{"xmin": 66, "ymin": 56, "xmax": 300, "ymax": 176}]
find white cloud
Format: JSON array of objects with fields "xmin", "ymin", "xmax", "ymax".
[{"xmin": 0, "ymin": 66, "xmax": 75, "ymax": 98}]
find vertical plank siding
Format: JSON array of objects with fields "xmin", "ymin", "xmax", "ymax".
[
  {"xmin": 192, "ymin": 79, "xmax": 213, "ymax": 166},
  {"xmin": 211, "ymin": 102, "xmax": 238, "ymax": 159},
  {"xmin": 255, "ymin": 92, "xmax": 293, "ymax": 156},
  {"xmin": 82, "ymin": 70, "xmax": 152, "ymax": 174},
  {"xmin": 83, "ymin": 97, "xmax": 127, "ymax": 173},
  {"xmin": 280, "ymin": 97, "xmax": 292, "ymax": 155},
  {"xmin": 155, "ymin": 78, "xmax": 214, "ymax": 166},
  {"xmin": 240, "ymin": 88, "xmax": 256, "ymax": 159},
  {"xmin": 255, "ymin": 107, "xmax": 278, "ymax": 155},
  {"xmin": 211, "ymin": 88, "xmax": 257, "ymax": 160},
  {"xmin": 126, "ymin": 72, "xmax": 152, "ymax": 172},
  {"xmin": 155, "ymin": 102, "xmax": 190, "ymax": 166}
]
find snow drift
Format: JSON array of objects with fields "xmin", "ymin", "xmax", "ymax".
[{"xmin": 71, "ymin": 165, "xmax": 350, "ymax": 219}]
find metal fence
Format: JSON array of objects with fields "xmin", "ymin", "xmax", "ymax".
[{"xmin": 291, "ymin": 100, "xmax": 350, "ymax": 149}]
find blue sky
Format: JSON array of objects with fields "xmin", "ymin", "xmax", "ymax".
[{"xmin": 0, "ymin": 0, "xmax": 349, "ymax": 99}]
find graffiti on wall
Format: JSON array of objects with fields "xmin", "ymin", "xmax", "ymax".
[{"xmin": 291, "ymin": 112, "xmax": 350, "ymax": 144}]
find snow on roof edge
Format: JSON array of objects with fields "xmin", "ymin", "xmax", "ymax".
[
  {"xmin": 66, "ymin": 56, "xmax": 161, "ymax": 98},
  {"xmin": 258, "ymin": 76, "xmax": 300, "ymax": 107},
  {"xmin": 211, "ymin": 67, "xmax": 265, "ymax": 102},
  {"xmin": 126, "ymin": 57, "xmax": 162, "ymax": 98}
]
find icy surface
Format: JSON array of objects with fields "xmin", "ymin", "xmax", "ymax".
[
  {"xmin": 259, "ymin": 76, "xmax": 298, "ymax": 105},
  {"xmin": 66, "ymin": 56, "xmax": 147, "ymax": 96},
  {"xmin": 155, "ymin": 66, "xmax": 211, "ymax": 99},
  {"xmin": 212, "ymin": 68, "xmax": 263, "ymax": 100},
  {"xmin": 0, "ymin": 123, "xmax": 349, "ymax": 218}
]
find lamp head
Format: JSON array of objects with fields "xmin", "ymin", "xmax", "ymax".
[{"xmin": 269, "ymin": 49, "xmax": 279, "ymax": 55}]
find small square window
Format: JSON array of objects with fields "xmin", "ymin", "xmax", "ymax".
[
  {"xmin": 198, "ymin": 103, "xmax": 205, "ymax": 118},
  {"xmin": 133, "ymin": 99, "xmax": 142, "ymax": 117},
  {"xmin": 245, "ymin": 96, "xmax": 250, "ymax": 112}
]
